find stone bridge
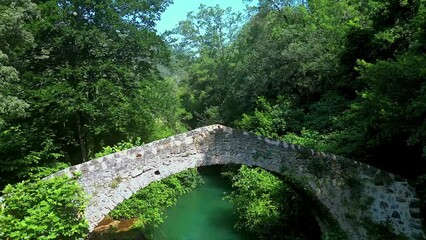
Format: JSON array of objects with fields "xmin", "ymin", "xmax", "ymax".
[{"xmin": 52, "ymin": 125, "xmax": 424, "ymax": 239}]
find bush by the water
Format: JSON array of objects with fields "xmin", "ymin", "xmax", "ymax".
[
  {"xmin": 226, "ymin": 165, "xmax": 321, "ymax": 240},
  {"xmin": 109, "ymin": 168, "xmax": 203, "ymax": 230}
]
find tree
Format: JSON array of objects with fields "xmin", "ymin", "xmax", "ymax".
[
  {"xmin": 340, "ymin": 0, "xmax": 421, "ymax": 89},
  {"xmin": 226, "ymin": 0, "xmax": 358, "ymax": 126},
  {"xmin": 168, "ymin": 4, "xmax": 243, "ymax": 127},
  {"xmin": 18, "ymin": 0, "xmax": 173, "ymax": 160},
  {"xmin": 0, "ymin": 0, "xmax": 38, "ymax": 127},
  {"xmin": 0, "ymin": 0, "xmax": 177, "ymax": 188},
  {"xmin": 243, "ymin": 0, "xmax": 308, "ymax": 13},
  {"xmin": 328, "ymin": 0, "xmax": 426, "ymax": 176},
  {"xmin": 170, "ymin": 4, "xmax": 243, "ymax": 59}
]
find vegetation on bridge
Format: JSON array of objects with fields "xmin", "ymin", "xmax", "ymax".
[{"xmin": 1, "ymin": 0, "xmax": 426, "ymax": 239}]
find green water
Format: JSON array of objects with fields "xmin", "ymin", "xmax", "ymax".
[{"xmin": 149, "ymin": 166, "xmax": 255, "ymax": 240}]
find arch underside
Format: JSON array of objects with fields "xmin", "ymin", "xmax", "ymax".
[{"xmin": 52, "ymin": 125, "xmax": 424, "ymax": 239}]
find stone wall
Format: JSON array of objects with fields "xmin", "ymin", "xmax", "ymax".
[{"xmin": 51, "ymin": 125, "xmax": 424, "ymax": 239}]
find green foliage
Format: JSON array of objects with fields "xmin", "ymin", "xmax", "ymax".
[
  {"xmin": 346, "ymin": 55, "xmax": 426, "ymax": 149},
  {"xmin": 236, "ymin": 96, "xmax": 339, "ymax": 153},
  {"xmin": 169, "ymin": 4, "xmax": 244, "ymax": 127},
  {"xmin": 0, "ymin": 0, "xmax": 37, "ymax": 126},
  {"xmin": 0, "ymin": 175, "xmax": 89, "ymax": 239},
  {"xmin": 1, "ymin": 0, "xmax": 426, "ymax": 237},
  {"xmin": 411, "ymin": 0, "xmax": 426, "ymax": 52},
  {"xmin": 169, "ymin": 4, "xmax": 243, "ymax": 59},
  {"xmin": 332, "ymin": 53, "xmax": 426, "ymax": 173},
  {"xmin": 0, "ymin": 126, "xmax": 66, "ymax": 189},
  {"xmin": 236, "ymin": 96, "xmax": 303, "ymax": 139},
  {"xmin": 18, "ymin": 0, "xmax": 171, "ymax": 158},
  {"xmin": 146, "ymin": 117, "xmax": 187, "ymax": 143},
  {"xmin": 226, "ymin": 0, "xmax": 355, "ymax": 119},
  {"xmin": 228, "ymin": 166, "xmax": 282, "ymax": 237},
  {"xmin": 109, "ymin": 169, "xmax": 203, "ymax": 231},
  {"xmin": 169, "ymin": 0, "xmax": 426, "ymax": 179},
  {"xmin": 228, "ymin": 0, "xmax": 426, "ymax": 178},
  {"xmin": 91, "ymin": 119, "xmax": 184, "ymax": 159},
  {"xmin": 227, "ymin": 165, "xmax": 321, "ymax": 239},
  {"xmin": 283, "ymin": 130, "xmax": 336, "ymax": 152},
  {"xmin": 26, "ymin": 162, "xmax": 70, "ymax": 180},
  {"xmin": 0, "ymin": 0, "xmax": 178, "ymax": 189},
  {"xmin": 94, "ymin": 138, "xmax": 143, "ymax": 158}
]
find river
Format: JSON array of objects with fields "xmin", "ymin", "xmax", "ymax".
[
  {"xmin": 148, "ymin": 166, "xmax": 255, "ymax": 240},
  {"xmin": 90, "ymin": 166, "xmax": 255, "ymax": 240}
]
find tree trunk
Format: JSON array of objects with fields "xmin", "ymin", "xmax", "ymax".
[{"xmin": 77, "ymin": 113, "xmax": 88, "ymax": 162}]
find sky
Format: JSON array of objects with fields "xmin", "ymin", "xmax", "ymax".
[{"xmin": 155, "ymin": 0, "xmax": 255, "ymax": 34}]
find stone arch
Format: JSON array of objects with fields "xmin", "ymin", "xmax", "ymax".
[{"xmin": 51, "ymin": 125, "xmax": 424, "ymax": 239}]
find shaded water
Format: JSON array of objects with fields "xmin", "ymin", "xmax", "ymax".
[{"xmin": 148, "ymin": 166, "xmax": 255, "ymax": 240}]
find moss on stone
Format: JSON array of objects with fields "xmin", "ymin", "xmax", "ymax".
[
  {"xmin": 373, "ymin": 172, "xmax": 393, "ymax": 186},
  {"xmin": 110, "ymin": 176, "xmax": 123, "ymax": 189}
]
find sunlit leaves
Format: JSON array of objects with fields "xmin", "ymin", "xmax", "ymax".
[
  {"xmin": 227, "ymin": 166, "xmax": 313, "ymax": 239},
  {"xmin": 0, "ymin": 176, "xmax": 89, "ymax": 239},
  {"xmin": 170, "ymin": 4, "xmax": 243, "ymax": 59},
  {"xmin": 228, "ymin": 166, "xmax": 283, "ymax": 237},
  {"xmin": 236, "ymin": 96, "xmax": 303, "ymax": 139},
  {"xmin": 0, "ymin": 0, "xmax": 36, "ymax": 126},
  {"xmin": 3, "ymin": 0, "xmax": 176, "ymax": 165}
]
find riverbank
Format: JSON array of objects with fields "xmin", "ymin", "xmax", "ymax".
[{"xmin": 87, "ymin": 217, "xmax": 146, "ymax": 240}]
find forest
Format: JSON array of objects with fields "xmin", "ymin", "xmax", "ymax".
[{"xmin": 0, "ymin": 0, "xmax": 426, "ymax": 239}]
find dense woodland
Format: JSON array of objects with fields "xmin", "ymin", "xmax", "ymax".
[{"xmin": 1, "ymin": 0, "xmax": 426, "ymax": 239}]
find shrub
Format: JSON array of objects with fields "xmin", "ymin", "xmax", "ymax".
[
  {"xmin": 109, "ymin": 169, "xmax": 202, "ymax": 230},
  {"xmin": 0, "ymin": 175, "xmax": 89, "ymax": 239},
  {"xmin": 227, "ymin": 165, "xmax": 321, "ymax": 239}
]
